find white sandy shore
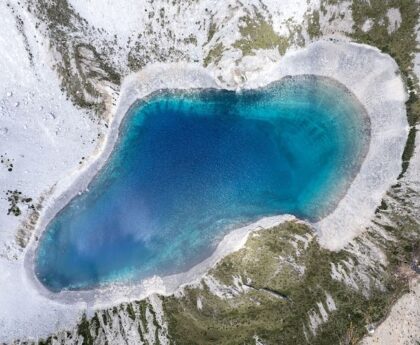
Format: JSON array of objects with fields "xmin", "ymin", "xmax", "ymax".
[
  {"xmin": 23, "ymin": 62, "xmax": 298, "ymax": 305},
  {"xmin": 24, "ymin": 40, "xmax": 408, "ymax": 305},
  {"xmin": 244, "ymin": 41, "xmax": 408, "ymax": 250},
  {"xmin": 2, "ymin": 40, "xmax": 408, "ymax": 340}
]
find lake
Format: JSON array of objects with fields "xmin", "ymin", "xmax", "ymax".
[{"xmin": 35, "ymin": 76, "xmax": 370, "ymax": 292}]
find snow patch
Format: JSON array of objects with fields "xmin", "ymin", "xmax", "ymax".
[
  {"xmin": 325, "ymin": 292, "xmax": 337, "ymax": 312},
  {"xmin": 386, "ymin": 8, "xmax": 402, "ymax": 34},
  {"xmin": 362, "ymin": 19, "xmax": 374, "ymax": 32},
  {"xmin": 196, "ymin": 296, "xmax": 203, "ymax": 310}
]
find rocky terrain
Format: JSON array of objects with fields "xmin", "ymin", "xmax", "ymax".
[{"xmin": 0, "ymin": 0, "xmax": 419, "ymax": 344}]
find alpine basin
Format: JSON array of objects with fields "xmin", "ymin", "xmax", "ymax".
[{"xmin": 35, "ymin": 76, "xmax": 370, "ymax": 292}]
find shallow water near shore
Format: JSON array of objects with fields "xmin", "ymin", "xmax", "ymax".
[{"xmin": 35, "ymin": 76, "xmax": 370, "ymax": 292}]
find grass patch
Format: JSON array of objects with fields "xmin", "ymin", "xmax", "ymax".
[
  {"xmin": 233, "ymin": 14, "xmax": 290, "ymax": 56},
  {"xmin": 307, "ymin": 10, "xmax": 321, "ymax": 39},
  {"xmin": 203, "ymin": 42, "xmax": 224, "ymax": 67},
  {"xmin": 162, "ymin": 222, "xmax": 404, "ymax": 345}
]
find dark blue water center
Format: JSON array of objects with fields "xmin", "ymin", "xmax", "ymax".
[{"xmin": 35, "ymin": 76, "xmax": 369, "ymax": 292}]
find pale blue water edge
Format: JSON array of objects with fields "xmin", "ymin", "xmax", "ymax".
[{"xmin": 35, "ymin": 76, "xmax": 370, "ymax": 292}]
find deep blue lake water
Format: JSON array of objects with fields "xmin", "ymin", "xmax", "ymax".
[{"xmin": 35, "ymin": 76, "xmax": 369, "ymax": 292}]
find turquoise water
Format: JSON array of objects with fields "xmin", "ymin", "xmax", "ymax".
[{"xmin": 35, "ymin": 76, "xmax": 369, "ymax": 292}]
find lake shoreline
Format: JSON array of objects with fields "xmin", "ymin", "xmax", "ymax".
[{"xmin": 24, "ymin": 40, "xmax": 408, "ymax": 307}]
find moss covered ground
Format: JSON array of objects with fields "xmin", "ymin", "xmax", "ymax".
[{"xmin": 233, "ymin": 14, "xmax": 290, "ymax": 56}]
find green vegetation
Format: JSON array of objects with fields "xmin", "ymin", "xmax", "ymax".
[
  {"xmin": 207, "ymin": 20, "xmax": 217, "ymax": 42},
  {"xmin": 374, "ymin": 185, "xmax": 420, "ymax": 269},
  {"xmin": 29, "ymin": 0, "xmax": 121, "ymax": 117},
  {"xmin": 307, "ymin": 10, "xmax": 321, "ymax": 39},
  {"xmin": 233, "ymin": 15, "xmax": 290, "ymax": 56},
  {"xmin": 77, "ymin": 314, "xmax": 94, "ymax": 345},
  {"xmin": 203, "ymin": 42, "xmax": 224, "ymax": 67},
  {"xmin": 162, "ymin": 222, "xmax": 405, "ymax": 345}
]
